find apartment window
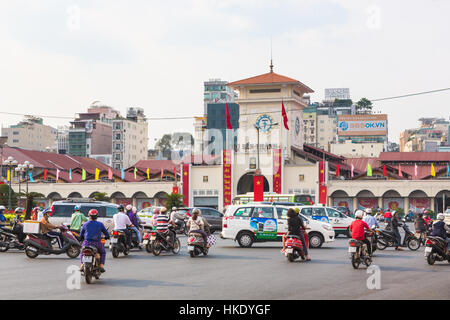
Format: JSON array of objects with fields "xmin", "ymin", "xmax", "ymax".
[
  {"xmin": 249, "ymin": 88, "xmax": 281, "ymax": 93},
  {"xmin": 203, "ymin": 176, "xmax": 208, "ymax": 183},
  {"xmin": 115, "ymin": 133, "xmax": 121, "ymax": 140},
  {"xmin": 12, "ymin": 131, "xmax": 19, "ymax": 135},
  {"xmin": 299, "ymin": 174, "xmax": 304, "ymax": 182},
  {"xmin": 115, "ymin": 143, "xmax": 121, "ymax": 150},
  {"xmin": 13, "ymin": 139, "xmax": 19, "ymax": 143}
]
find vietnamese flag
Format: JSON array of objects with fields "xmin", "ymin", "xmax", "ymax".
[
  {"xmin": 44, "ymin": 169, "xmax": 48, "ymax": 180},
  {"xmin": 281, "ymin": 100, "xmax": 289, "ymax": 130},
  {"xmin": 253, "ymin": 175, "xmax": 264, "ymax": 202},
  {"xmin": 226, "ymin": 103, "xmax": 233, "ymax": 130}
]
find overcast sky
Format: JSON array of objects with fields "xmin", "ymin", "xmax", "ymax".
[{"xmin": 1, "ymin": 0, "xmax": 449, "ymax": 148}]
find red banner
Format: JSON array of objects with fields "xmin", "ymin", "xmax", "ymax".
[
  {"xmin": 273, "ymin": 149, "xmax": 282, "ymax": 194},
  {"xmin": 223, "ymin": 150, "xmax": 232, "ymax": 208},
  {"xmin": 318, "ymin": 161, "xmax": 327, "ymax": 205},
  {"xmin": 254, "ymin": 175, "xmax": 264, "ymax": 202},
  {"xmin": 182, "ymin": 163, "xmax": 190, "ymax": 207},
  {"xmin": 172, "ymin": 186, "xmax": 179, "ymax": 194}
]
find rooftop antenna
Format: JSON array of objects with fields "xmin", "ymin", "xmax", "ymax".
[{"xmin": 270, "ymin": 37, "xmax": 274, "ymax": 73}]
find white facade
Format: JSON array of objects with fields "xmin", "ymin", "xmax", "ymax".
[{"xmin": 330, "ymin": 140, "xmax": 385, "ymax": 158}]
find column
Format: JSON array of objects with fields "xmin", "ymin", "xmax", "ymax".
[
  {"xmin": 353, "ymin": 197, "xmax": 358, "ymax": 212},
  {"xmin": 404, "ymin": 197, "xmax": 409, "ymax": 213},
  {"xmin": 378, "ymin": 197, "xmax": 383, "ymax": 210}
]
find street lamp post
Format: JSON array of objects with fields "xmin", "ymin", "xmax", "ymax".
[
  {"xmin": 23, "ymin": 161, "xmax": 34, "ymax": 196},
  {"xmin": 3, "ymin": 156, "xmax": 18, "ymax": 210},
  {"xmin": 15, "ymin": 165, "xmax": 24, "ymax": 208}
]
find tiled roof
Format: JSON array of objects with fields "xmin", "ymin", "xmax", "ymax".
[
  {"xmin": 379, "ymin": 152, "xmax": 450, "ymax": 162},
  {"xmin": 228, "ymin": 71, "xmax": 314, "ymax": 93}
]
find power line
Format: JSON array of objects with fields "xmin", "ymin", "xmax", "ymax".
[{"xmin": 1, "ymin": 87, "xmax": 449, "ymax": 121}]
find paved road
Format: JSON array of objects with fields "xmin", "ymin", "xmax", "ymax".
[{"xmin": 0, "ymin": 230, "xmax": 449, "ymax": 300}]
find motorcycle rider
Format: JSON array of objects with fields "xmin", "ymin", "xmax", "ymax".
[
  {"xmin": 170, "ymin": 207, "xmax": 185, "ymax": 231},
  {"xmin": 12, "ymin": 207, "xmax": 26, "ymax": 245},
  {"xmin": 384, "ymin": 210, "xmax": 393, "ymax": 228},
  {"xmin": 186, "ymin": 208, "xmax": 209, "ymax": 248},
  {"xmin": 31, "ymin": 207, "xmax": 40, "ymax": 221},
  {"xmin": 431, "ymin": 213, "xmax": 450, "ymax": 254},
  {"xmin": 390, "ymin": 210, "xmax": 404, "ymax": 251},
  {"xmin": 414, "ymin": 212, "xmax": 428, "ymax": 240},
  {"xmin": 80, "ymin": 209, "xmax": 110, "ymax": 273},
  {"xmin": 281, "ymin": 208, "xmax": 311, "ymax": 261},
  {"xmin": 156, "ymin": 207, "xmax": 176, "ymax": 246},
  {"xmin": 126, "ymin": 205, "xmax": 142, "ymax": 247},
  {"xmin": 113, "ymin": 204, "xmax": 134, "ymax": 249},
  {"xmin": 69, "ymin": 205, "xmax": 88, "ymax": 233},
  {"xmin": 423, "ymin": 210, "xmax": 433, "ymax": 225},
  {"xmin": 151, "ymin": 208, "xmax": 160, "ymax": 229},
  {"xmin": 363, "ymin": 208, "xmax": 379, "ymax": 229},
  {"xmin": 349, "ymin": 210, "xmax": 374, "ymax": 255},
  {"xmin": 40, "ymin": 209, "xmax": 64, "ymax": 248},
  {"xmin": 0, "ymin": 206, "xmax": 7, "ymax": 227}
]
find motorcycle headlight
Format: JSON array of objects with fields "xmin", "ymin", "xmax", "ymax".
[{"xmin": 322, "ymin": 224, "xmax": 332, "ymax": 231}]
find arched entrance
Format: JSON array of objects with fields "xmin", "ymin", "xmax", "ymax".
[
  {"xmin": 435, "ymin": 190, "xmax": 450, "ymax": 213},
  {"xmin": 154, "ymin": 191, "xmax": 169, "ymax": 206},
  {"xmin": 330, "ymin": 190, "xmax": 352, "ymax": 212},
  {"xmin": 236, "ymin": 173, "xmax": 270, "ymax": 195},
  {"xmin": 408, "ymin": 190, "xmax": 430, "ymax": 213},
  {"xmin": 382, "ymin": 190, "xmax": 403, "ymax": 212},
  {"xmin": 355, "ymin": 190, "xmax": 377, "ymax": 210}
]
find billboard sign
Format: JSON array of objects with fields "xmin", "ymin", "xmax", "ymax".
[
  {"xmin": 338, "ymin": 114, "xmax": 388, "ymax": 136},
  {"xmin": 325, "ymin": 88, "xmax": 350, "ymax": 101}
]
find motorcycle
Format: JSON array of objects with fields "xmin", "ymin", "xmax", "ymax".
[
  {"xmin": 0, "ymin": 225, "xmax": 25, "ymax": 252},
  {"xmin": 187, "ymin": 231, "xmax": 210, "ymax": 258},
  {"xmin": 23, "ymin": 225, "xmax": 81, "ymax": 259},
  {"xmin": 143, "ymin": 226, "xmax": 180, "ymax": 256},
  {"xmin": 375, "ymin": 223, "xmax": 420, "ymax": 251},
  {"xmin": 110, "ymin": 228, "xmax": 140, "ymax": 258},
  {"xmin": 284, "ymin": 234, "xmax": 306, "ymax": 262},
  {"xmin": 173, "ymin": 217, "xmax": 189, "ymax": 236},
  {"xmin": 348, "ymin": 231, "xmax": 374, "ymax": 269},
  {"xmin": 81, "ymin": 239, "xmax": 105, "ymax": 284},
  {"xmin": 425, "ymin": 236, "xmax": 450, "ymax": 265}
]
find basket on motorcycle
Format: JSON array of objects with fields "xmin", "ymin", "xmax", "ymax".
[{"xmin": 23, "ymin": 220, "xmax": 41, "ymax": 234}]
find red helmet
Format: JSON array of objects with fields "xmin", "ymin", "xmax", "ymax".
[{"xmin": 88, "ymin": 209, "xmax": 98, "ymax": 217}]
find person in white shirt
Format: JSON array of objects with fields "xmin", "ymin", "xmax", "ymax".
[
  {"xmin": 113, "ymin": 205, "xmax": 134, "ymax": 248},
  {"xmin": 363, "ymin": 208, "xmax": 379, "ymax": 229}
]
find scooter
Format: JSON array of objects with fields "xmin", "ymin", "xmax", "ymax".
[
  {"xmin": 425, "ymin": 236, "xmax": 450, "ymax": 265},
  {"xmin": 23, "ymin": 225, "xmax": 81, "ymax": 259},
  {"xmin": 143, "ymin": 226, "xmax": 180, "ymax": 256},
  {"xmin": 375, "ymin": 222, "xmax": 420, "ymax": 251},
  {"xmin": 81, "ymin": 239, "xmax": 105, "ymax": 284},
  {"xmin": 187, "ymin": 231, "xmax": 209, "ymax": 258},
  {"xmin": 173, "ymin": 217, "xmax": 189, "ymax": 236},
  {"xmin": 348, "ymin": 231, "xmax": 374, "ymax": 269},
  {"xmin": 0, "ymin": 226, "xmax": 25, "ymax": 252},
  {"xmin": 110, "ymin": 227, "xmax": 140, "ymax": 258},
  {"xmin": 284, "ymin": 234, "xmax": 306, "ymax": 262}
]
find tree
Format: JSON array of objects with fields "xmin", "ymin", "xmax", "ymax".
[
  {"xmin": 91, "ymin": 192, "xmax": 110, "ymax": 202},
  {"xmin": 155, "ymin": 132, "xmax": 194, "ymax": 160},
  {"xmin": 0, "ymin": 184, "xmax": 17, "ymax": 209},
  {"xmin": 355, "ymin": 98, "xmax": 373, "ymax": 114},
  {"xmin": 164, "ymin": 193, "xmax": 183, "ymax": 209}
]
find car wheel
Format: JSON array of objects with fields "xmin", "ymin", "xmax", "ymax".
[
  {"xmin": 308, "ymin": 232, "xmax": 323, "ymax": 248},
  {"xmin": 237, "ymin": 232, "xmax": 254, "ymax": 248}
]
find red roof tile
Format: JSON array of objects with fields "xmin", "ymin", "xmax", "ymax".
[{"xmin": 379, "ymin": 152, "xmax": 450, "ymax": 162}]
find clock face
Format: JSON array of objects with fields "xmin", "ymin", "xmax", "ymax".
[
  {"xmin": 295, "ymin": 117, "xmax": 300, "ymax": 135},
  {"xmin": 256, "ymin": 115, "xmax": 273, "ymax": 133}
]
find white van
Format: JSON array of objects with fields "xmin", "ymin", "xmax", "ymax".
[
  {"xmin": 220, "ymin": 204, "xmax": 335, "ymax": 248},
  {"xmin": 296, "ymin": 206, "xmax": 354, "ymax": 237}
]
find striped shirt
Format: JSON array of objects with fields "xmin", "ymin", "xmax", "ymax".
[{"xmin": 156, "ymin": 214, "xmax": 170, "ymax": 233}]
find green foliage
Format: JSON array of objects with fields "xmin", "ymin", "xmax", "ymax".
[
  {"xmin": 0, "ymin": 184, "xmax": 17, "ymax": 208},
  {"xmin": 155, "ymin": 132, "xmax": 194, "ymax": 160},
  {"xmin": 355, "ymin": 98, "xmax": 373, "ymax": 114},
  {"xmin": 164, "ymin": 193, "xmax": 183, "ymax": 209},
  {"xmin": 91, "ymin": 192, "xmax": 110, "ymax": 202}
]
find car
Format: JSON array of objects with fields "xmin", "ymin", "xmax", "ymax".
[
  {"xmin": 220, "ymin": 204, "xmax": 335, "ymax": 248},
  {"xmin": 49, "ymin": 198, "xmax": 119, "ymax": 232},
  {"xmin": 296, "ymin": 205, "xmax": 354, "ymax": 238},
  {"xmin": 137, "ymin": 206, "xmax": 164, "ymax": 228},
  {"xmin": 333, "ymin": 206, "xmax": 351, "ymax": 216},
  {"xmin": 178, "ymin": 207, "xmax": 224, "ymax": 233}
]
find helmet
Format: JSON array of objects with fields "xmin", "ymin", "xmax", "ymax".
[
  {"xmin": 392, "ymin": 210, "xmax": 397, "ymax": 216},
  {"xmin": 423, "ymin": 209, "xmax": 429, "ymax": 214},
  {"xmin": 118, "ymin": 204, "xmax": 125, "ymax": 212},
  {"xmin": 126, "ymin": 204, "xmax": 133, "ymax": 211},
  {"xmin": 153, "ymin": 208, "xmax": 160, "ymax": 214},
  {"xmin": 88, "ymin": 209, "xmax": 98, "ymax": 217},
  {"xmin": 355, "ymin": 210, "xmax": 364, "ymax": 219},
  {"xmin": 365, "ymin": 208, "xmax": 372, "ymax": 214},
  {"xmin": 191, "ymin": 208, "xmax": 200, "ymax": 216},
  {"xmin": 437, "ymin": 213, "xmax": 445, "ymax": 220},
  {"xmin": 42, "ymin": 208, "xmax": 51, "ymax": 216},
  {"xmin": 33, "ymin": 207, "xmax": 40, "ymax": 212},
  {"xmin": 0, "ymin": 205, "xmax": 5, "ymax": 211},
  {"xmin": 132, "ymin": 206, "xmax": 137, "ymax": 214},
  {"xmin": 160, "ymin": 207, "xmax": 167, "ymax": 214},
  {"xmin": 172, "ymin": 207, "xmax": 177, "ymax": 211},
  {"xmin": 74, "ymin": 205, "xmax": 81, "ymax": 211},
  {"xmin": 14, "ymin": 207, "xmax": 24, "ymax": 214},
  {"xmin": 294, "ymin": 207, "xmax": 300, "ymax": 214}
]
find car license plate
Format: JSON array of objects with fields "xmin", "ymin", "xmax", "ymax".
[
  {"xmin": 82, "ymin": 256, "xmax": 93, "ymax": 263},
  {"xmin": 285, "ymin": 248, "xmax": 293, "ymax": 254},
  {"xmin": 111, "ymin": 238, "xmax": 118, "ymax": 243},
  {"xmin": 348, "ymin": 247, "xmax": 357, "ymax": 253},
  {"xmin": 150, "ymin": 236, "xmax": 156, "ymax": 241},
  {"xmin": 425, "ymin": 247, "xmax": 432, "ymax": 253},
  {"xmin": 143, "ymin": 240, "xmax": 149, "ymax": 245},
  {"xmin": 187, "ymin": 246, "xmax": 194, "ymax": 251}
]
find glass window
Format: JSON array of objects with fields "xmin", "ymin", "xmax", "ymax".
[
  {"xmin": 233, "ymin": 207, "xmax": 253, "ymax": 217},
  {"xmin": 276, "ymin": 207, "xmax": 289, "ymax": 220},
  {"xmin": 80, "ymin": 206, "xmax": 105, "ymax": 218},
  {"xmin": 51, "ymin": 205, "xmax": 75, "ymax": 217},
  {"xmin": 327, "ymin": 208, "xmax": 341, "ymax": 218},
  {"xmin": 253, "ymin": 207, "xmax": 274, "ymax": 218},
  {"xmin": 312, "ymin": 208, "xmax": 326, "ymax": 216},
  {"xmin": 106, "ymin": 206, "xmax": 118, "ymax": 218},
  {"xmin": 300, "ymin": 208, "xmax": 313, "ymax": 217}
]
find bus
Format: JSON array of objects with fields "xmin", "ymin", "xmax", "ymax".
[{"xmin": 233, "ymin": 193, "xmax": 315, "ymax": 206}]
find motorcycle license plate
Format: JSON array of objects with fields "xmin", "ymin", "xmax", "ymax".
[
  {"xmin": 187, "ymin": 246, "xmax": 194, "ymax": 251},
  {"xmin": 82, "ymin": 256, "xmax": 93, "ymax": 263},
  {"xmin": 348, "ymin": 247, "xmax": 357, "ymax": 253},
  {"xmin": 111, "ymin": 238, "xmax": 118, "ymax": 244},
  {"xmin": 285, "ymin": 248, "xmax": 293, "ymax": 254},
  {"xmin": 143, "ymin": 240, "xmax": 149, "ymax": 245},
  {"xmin": 150, "ymin": 236, "xmax": 156, "ymax": 241},
  {"xmin": 425, "ymin": 247, "xmax": 432, "ymax": 253}
]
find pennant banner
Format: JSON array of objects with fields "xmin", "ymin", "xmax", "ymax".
[
  {"xmin": 29, "ymin": 172, "xmax": 34, "ymax": 182},
  {"xmin": 253, "ymin": 175, "xmax": 264, "ymax": 202},
  {"xmin": 182, "ymin": 163, "xmax": 190, "ymax": 207},
  {"xmin": 273, "ymin": 149, "xmax": 282, "ymax": 194},
  {"xmin": 318, "ymin": 161, "xmax": 327, "ymax": 205},
  {"xmin": 95, "ymin": 168, "xmax": 100, "ymax": 180},
  {"xmin": 223, "ymin": 150, "xmax": 232, "ymax": 208}
]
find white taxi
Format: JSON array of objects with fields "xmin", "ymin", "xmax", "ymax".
[
  {"xmin": 296, "ymin": 205, "xmax": 354, "ymax": 237},
  {"xmin": 220, "ymin": 204, "xmax": 335, "ymax": 248}
]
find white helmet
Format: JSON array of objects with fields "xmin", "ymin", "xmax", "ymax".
[
  {"xmin": 365, "ymin": 208, "xmax": 372, "ymax": 214},
  {"xmin": 437, "ymin": 213, "xmax": 445, "ymax": 220},
  {"xmin": 0, "ymin": 205, "xmax": 5, "ymax": 211},
  {"xmin": 172, "ymin": 207, "xmax": 177, "ymax": 211},
  {"xmin": 355, "ymin": 210, "xmax": 364, "ymax": 219},
  {"xmin": 126, "ymin": 204, "xmax": 133, "ymax": 211},
  {"xmin": 132, "ymin": 206, "xmax": 137, "ymax": 213}
]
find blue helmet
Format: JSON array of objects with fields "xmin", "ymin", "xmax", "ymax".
[
  {"xmin": 42, "ymin": 208, "xmax": 51, "ymax": 216},
  {"xmin": 74, "ymin": 205, "xmax": 81, "ymax": 211}
]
